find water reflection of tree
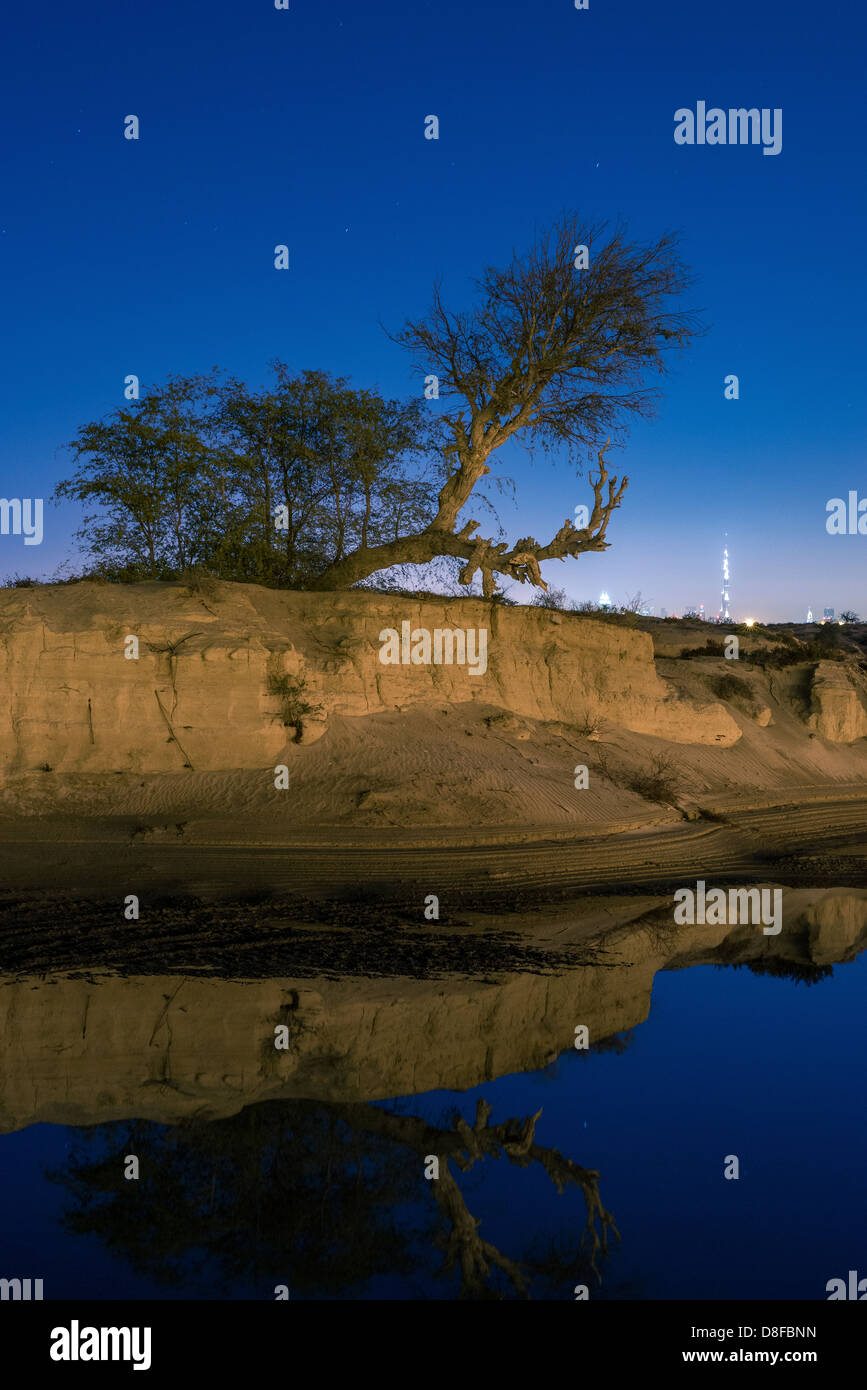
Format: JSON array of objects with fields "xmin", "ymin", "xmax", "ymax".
[
  {"xmin": 49, "ymin": 1101, "xmax": 415, "ymax": 1295},
  {"xmin": 343, "ymin": 1098, "xmax": 618, "ymax": 1297},
  {"xmin": 48, "ymin": 1097, "xmax": 618, "ymax": 1299},
  {"xmin": 716, "ymin": 959, "xmax": 833, "ymax": 986}
]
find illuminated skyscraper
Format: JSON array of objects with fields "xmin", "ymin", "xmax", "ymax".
[{"xmin": 720, "ymin": 545, "xmax": 731, "ymax": 621}]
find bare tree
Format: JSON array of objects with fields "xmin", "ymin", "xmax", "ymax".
[{"xmin": 312, "ymin": 212, "xmax": 699, "ymax": 596}]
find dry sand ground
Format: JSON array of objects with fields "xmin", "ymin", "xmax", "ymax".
[{"xmin": 1, "ymin": 786, "xmax": 866, "ymax": 906}]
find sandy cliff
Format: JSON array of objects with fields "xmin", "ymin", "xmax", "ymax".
[
  {"xmin": 0, "ymin": 581, "xmax": 738, "ymax": 781},
  {"xmin": 2, "ymin": 582, "xmax": 866, "ymax": 883},
  {"xmin": 807, "ymin": 660, "xmax": 867, "ymax": 742}
]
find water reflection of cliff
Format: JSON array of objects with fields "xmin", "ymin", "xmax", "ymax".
[
  {"xmin": 1, "ymin": 888, "xmax": 864, "ymax": 1133},
  {"xmin": 5, "ymin": 887, "xmax": 865, "ymax": 1300}
]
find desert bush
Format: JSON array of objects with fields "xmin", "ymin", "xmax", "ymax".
[
  {"xmin": 267, "ymin": 672, "xmax": 323, "ymax": 739},
  {"xmin": 679, "ymin": 635, "xmax": 844, "ymax": 668},
  {"xmin": 743, "ymin": 641, "xmax": 846, "ymax": 669},
  {"xmin": 575, "ymin": 608, "xmax": 638, "ymax": 628},
  {"xmin": 680, "ymin": 638, "xmax": 727, "ymax": 659},
  {"xmin": 627, "ymin": 753, "xmax": 678, "ymax": 803},
  {"xmin": 181, "ymin": 566, "xmax": 220, "ymax": 600},
  {"xmin": 710, "ymin": 673, "xmax": 753, "ymax": 702},
  {"xmin": 531, "ymin": 585, "xmax": 570, "ymax": 610},
  {"xmin": 574, "ymin": 709, "xmax": 601, "ymax": 737},
  {"xmin": 572, "ymin": 599, "xmax": 639, "ymax": 626},
  {"xmin": 619, "ymin": 590, "xmax": 650, "ymax": 615},
  {"xmin": 591, "ymin": 747, "xmax": 612, "ymax": 779},
  {"xmin": 1, "ymin": 573, "xmax": 39, "ymax": 587}
]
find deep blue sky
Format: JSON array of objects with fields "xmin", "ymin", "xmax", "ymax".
[{"xmin": 1, "ymin": 0, "xmax": 865, "ymax": 619}]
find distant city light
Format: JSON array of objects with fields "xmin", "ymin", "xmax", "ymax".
[{"xmin": 720, "ymin": 543, "xmax": 731, "ymax": 621}]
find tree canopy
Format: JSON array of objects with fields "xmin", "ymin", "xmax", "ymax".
[
  {"xmin": 56, "ymin": 365, "xmax": 435, "ymax": 588},
  {"xmin": 54, "ymin": 213, "xmax": 698, "ymax": 595}
]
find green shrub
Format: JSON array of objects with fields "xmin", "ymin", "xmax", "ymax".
[
  {"xmin": 1, "ymin": 573, "xmax": 39, "ymax": 588},
  {"xmin": 267, "ymin": 671, "xmax": 323, "ymax": 739}
]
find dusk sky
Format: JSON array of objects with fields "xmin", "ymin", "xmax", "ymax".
[{"xmin": 2, "ymin": 0, "xmax": 865, "ymax": 620}]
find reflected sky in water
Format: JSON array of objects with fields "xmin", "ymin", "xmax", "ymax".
[{"xmin": 1, "ymin": 948, "xmax": 864, "ymax": 1300}]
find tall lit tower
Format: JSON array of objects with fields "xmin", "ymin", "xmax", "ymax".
[{"xmin": 720, "ymin": 543, "xmax": 731, "ymax": 621}]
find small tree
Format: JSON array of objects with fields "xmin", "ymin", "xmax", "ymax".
[
  {"xmin": 56, "ymin": 372, "xmax": 222, "ymax": 579},
  {"xmin": 619, "ymin": 590, "xmax": 651, "ymax": 615},
  {"xmin": 55, "ymin": 366, "xmax": 434, "ymax": 587}
]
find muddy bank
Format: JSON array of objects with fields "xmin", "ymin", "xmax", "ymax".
[{"xmin": 1, "ymin": 788, "xmax": 866, "ymax": 919}]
